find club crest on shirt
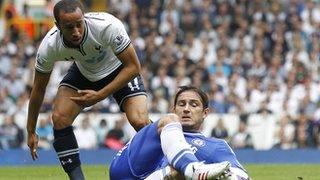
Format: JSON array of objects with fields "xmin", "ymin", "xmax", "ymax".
[
  {"xmin": 114, "ymin": 34, "xmax": 124, "ymax": 46},
  {"xmin": 191, "ymin": 138, "xmax": 206, "ymax": 147}
]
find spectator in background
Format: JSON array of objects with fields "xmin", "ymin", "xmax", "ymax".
[
  {"xmin": 231, "ymin": 120, "xmax": 253, "ymax": 149},
  {"xmin": 150, "ymin": 88, "xmax": 170, "ymax": 114},
  {"xmin": 36, "ymin": 117, "xmax": 53, "ymax": 149},
  {"xmin": 95, "ymin": 118, "xmax": 109, "ymax": 147},
  {"xmin": 294, "ymin": 113, "xmax": 315, "ymax": 148},
  {"xmin": 150, "ymin": 66, "xmax": 175, "ymax": 99},
  {"xmin": 104, "ymin": 118, "xmax": 126, "ymax": 151},
  {"xmin": 208, "ymin": 76, "xmax": 227, "ymax": 114},
  {"xmin": 277, "ymin": 115, "xmax": 296, "ymax": 149},
  {"xmin": 3, "ymin": 0, "xmax": 17, "ymax": 22},
  {"xmin": 0, "ymin": 115, "xmax": 24, "ymax": 149},
  {"xmin": 0, "ymin": 88, "xmax": 14, "ymax": 113},
  {"xmin": 74, "ymin": 116, "xmax": 97, "ymax": 150},
  {"xmin": 256, "ymin": 100, "xmax": 273, "ymax": 114},
  {"xmin": 211, "ymin": 118, "xmax": 229, "ymax": 141}
]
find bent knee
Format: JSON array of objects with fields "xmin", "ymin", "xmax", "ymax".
[
  {"xmin": 51, "ymin": 112, "xmax": 73, "ymax": 129},
  {"xmin": 129, "ymin": 119, "xmax": 149, "ymax": 131},
  {"xmin": 126, "ymin": 109, "xmax": 149, "ymax": 131}
]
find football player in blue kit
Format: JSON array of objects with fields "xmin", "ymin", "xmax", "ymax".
[
  {"xmin": 26, "ymin": 0, "xmax": 149, "ymax": 179},
  {"xmin": 110, "ymin": 86, "xmax": 250, "ymax": 180}
]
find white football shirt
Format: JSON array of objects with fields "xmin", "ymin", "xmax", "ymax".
[{"xmin": 35, "ymin": 12, "xmax": 131, "ymax": 82}]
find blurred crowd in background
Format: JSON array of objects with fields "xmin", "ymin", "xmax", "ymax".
[{"xmin": 0, "ymin": 0, "xmax": 319, "ymax": 151}]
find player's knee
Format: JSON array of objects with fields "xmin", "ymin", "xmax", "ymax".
[
  {"xmin": 51, "ymin": 112, "xmax": 72, "ymax": 129},
  {"xmin": 127, "ymin": 109, "xmax": 149, "ymax": 131},
  {"xmin": 132, "ymin": 120, "xmax": 149, "ymax": 131},
  {"xmin": 157, "ymin": 113, "xmax": 180, "ymax": 132}
]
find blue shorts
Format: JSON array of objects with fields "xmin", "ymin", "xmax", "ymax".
[
  {"xmin": 110, "ymin": 121, "xmax": 165, "ymax": 179},
  {"xmin": 59, "ymin": 63, "xmax": 147, "ymax": 111}
]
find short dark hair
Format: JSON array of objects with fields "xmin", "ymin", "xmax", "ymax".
[
  {"xmin": 173, "ymin": 86, "xmax": 209, "ymax": 109},
  {"xmin": 53, "ymin": 0, "xmax": 84, "ymax": 23}
]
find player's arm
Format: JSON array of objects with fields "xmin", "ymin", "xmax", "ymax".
[
  {"xmin": 100, "ymin": 43, "xmax": 140, "ymax": 96},
  {"xmin": 27, "ymin": 70, "xmax": 51, "ymax": 159},
  {"xmin": 70, "ymin": 43, "xmax": 141, "ymax": 106},
  {"xmin": 98, "ymin": 16, "xmax": 141, "ymax": 98}
]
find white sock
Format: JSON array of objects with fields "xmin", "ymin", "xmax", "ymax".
[{"xmin": 160, "ymin": 122, "xmax": 197, "ymax": 171}]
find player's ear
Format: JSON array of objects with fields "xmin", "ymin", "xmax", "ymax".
[{"xmin": 202, "ymin": 108, "xmax": 209, "ymax": 119}]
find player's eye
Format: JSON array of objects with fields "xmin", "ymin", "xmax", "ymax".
[
  {"xmin": 191, "ymin": 102, "xmax": 198, "ymax": 107},
  {"xmin": 177, "ymin": 101, "xmax": 186, "ymax": 106},
  {"xmin": 76, "ymin": 22, "xmax": 83, "ymax": 28},
  {"xmin": 65, "ymin": 25, "xmax": 75, "ymax": 30},
  {"xmin": 190, "ymin": 101, "xmax": 200, "ymax": 107}
]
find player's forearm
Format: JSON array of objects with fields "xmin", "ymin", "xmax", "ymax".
[
  {"xmin": 27, "ymin": 92, "xmax": 45, "ymax": 133},
  {"xmin": 99, "ymin": 64, "xmax": 139, "ymax": 98},
  {"xmin": 27, "ymin": 70, "xmax": 51, "ymax": 133}
]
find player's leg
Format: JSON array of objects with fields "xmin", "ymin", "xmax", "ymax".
[
  {"xmin": 122, "ymin": 94, "xmax": 149, "ymax": 130},
  {"xmin": 110, "ymin": 121, "xmax": 165, "ymax": 179},
  {"xmin": 158, "ymin": 114, "xmax": 230, "ymax": 179},
  {"xmin": 51, "ymin": 86, "xmax": 84, "ymax": 180},
  {"xmin": 210, "ymin": 139, "xmax": 250, "ymax": 179},
  {"xmin": 113, "ymin": 75, "xmax": 149, "ymax": 131}
]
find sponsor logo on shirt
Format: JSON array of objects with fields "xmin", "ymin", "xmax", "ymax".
[{"xmin": 85, "ymin": 51, "xmax": 106, "ymax": 64}]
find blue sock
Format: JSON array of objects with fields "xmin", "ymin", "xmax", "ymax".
[{"xmin": 171, "ymin": 149, "xmax": 198, "ymax": 173}]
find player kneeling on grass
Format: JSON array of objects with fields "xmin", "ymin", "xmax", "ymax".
[{"xmin": 110, "ymin": 86, "xmax": 250, "ymax": 180}]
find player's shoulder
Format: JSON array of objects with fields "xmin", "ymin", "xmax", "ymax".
[
  {"xmin": 84, "ymin": 12, "xmax": 122, "ymax": 27},
  {"xmin": 39, "ymin": 26, "xmax": 60, "ymax": 50}
]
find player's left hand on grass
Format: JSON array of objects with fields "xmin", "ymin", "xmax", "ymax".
[{"xmin": 70, "ymin": 90, "xmax": 104, "ymax": 107}]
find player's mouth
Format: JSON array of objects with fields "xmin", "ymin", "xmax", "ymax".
[
  {"xmin": 72, "ymin": 38, "xmax": 82, "ymax": 43},
  {"xmin": 181, "ymin": 116, "xmax": 192, "ymax": 120}
]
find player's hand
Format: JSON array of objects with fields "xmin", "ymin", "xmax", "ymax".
[
  {"xmin": 164, "ymin": 166, "xmax": 185, "ymax": 180},
  {"xmin": 70, "ymin": 90, "xmax": 104, "ymax": 107},
  {"xmin": 27, "ymin": 132, "xmax": 39, "ymax": 161}
]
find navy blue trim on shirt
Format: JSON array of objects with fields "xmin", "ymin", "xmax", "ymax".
[{"xmin": 115, "ymin": 41, "xmax": 131, "ymax": 55}]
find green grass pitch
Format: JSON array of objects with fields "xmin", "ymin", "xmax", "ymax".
[{"xmin": 0, "ymin": 164, "xmax": 319, "ymax": 179}]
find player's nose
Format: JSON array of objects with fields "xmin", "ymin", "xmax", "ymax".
[
  {"xmin": 72, "ymin": 28, "xmax": 81, "ymax": 37},
  {"xmin": 183, "ymin": 104, "xmax": 190, "ymax": 112}
]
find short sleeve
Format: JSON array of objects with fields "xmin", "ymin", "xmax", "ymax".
[
  {"xmin": 104, "ymin": 18, "xmax": 131, "ymax": 55},
  {"xmin": 35, "ymin": 39, "xmax": 55, "ymax": 73}
]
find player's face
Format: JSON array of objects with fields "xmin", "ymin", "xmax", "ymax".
[
  {"xmin": 57, "ymin": 7, "xmax": 85, "ymax": 47},
  {"xmin": 174, "ymin": 91, "xmax": 209, "ymax": 132}
]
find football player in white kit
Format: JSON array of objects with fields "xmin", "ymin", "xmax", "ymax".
[{"xmin": 26, "ymin": 0, "xmax": 149, "ymax": 179}]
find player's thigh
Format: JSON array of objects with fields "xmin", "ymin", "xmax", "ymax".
[
  {"xmin": 113, "ymin": 74, "xmax": 147, "ymax": 112},
  {"xmin": 129, "ymin": 122, "xmax": 165, "ymax": 176},
  {"xmin": 113, "ymin": 75, "xmax": 149, "ymax": 130},
  {"xmin": 52, "ymin": 86, "xmax": 83, "ymax": 129}
]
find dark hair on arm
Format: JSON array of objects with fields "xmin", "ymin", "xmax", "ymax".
[
  {"xmin": 173, "ymin": 86, "xmax": 209, "ymax": 109},
  {"xmin": 53, "ymin": 0, "xmax": 84, "ymax": 23}
]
